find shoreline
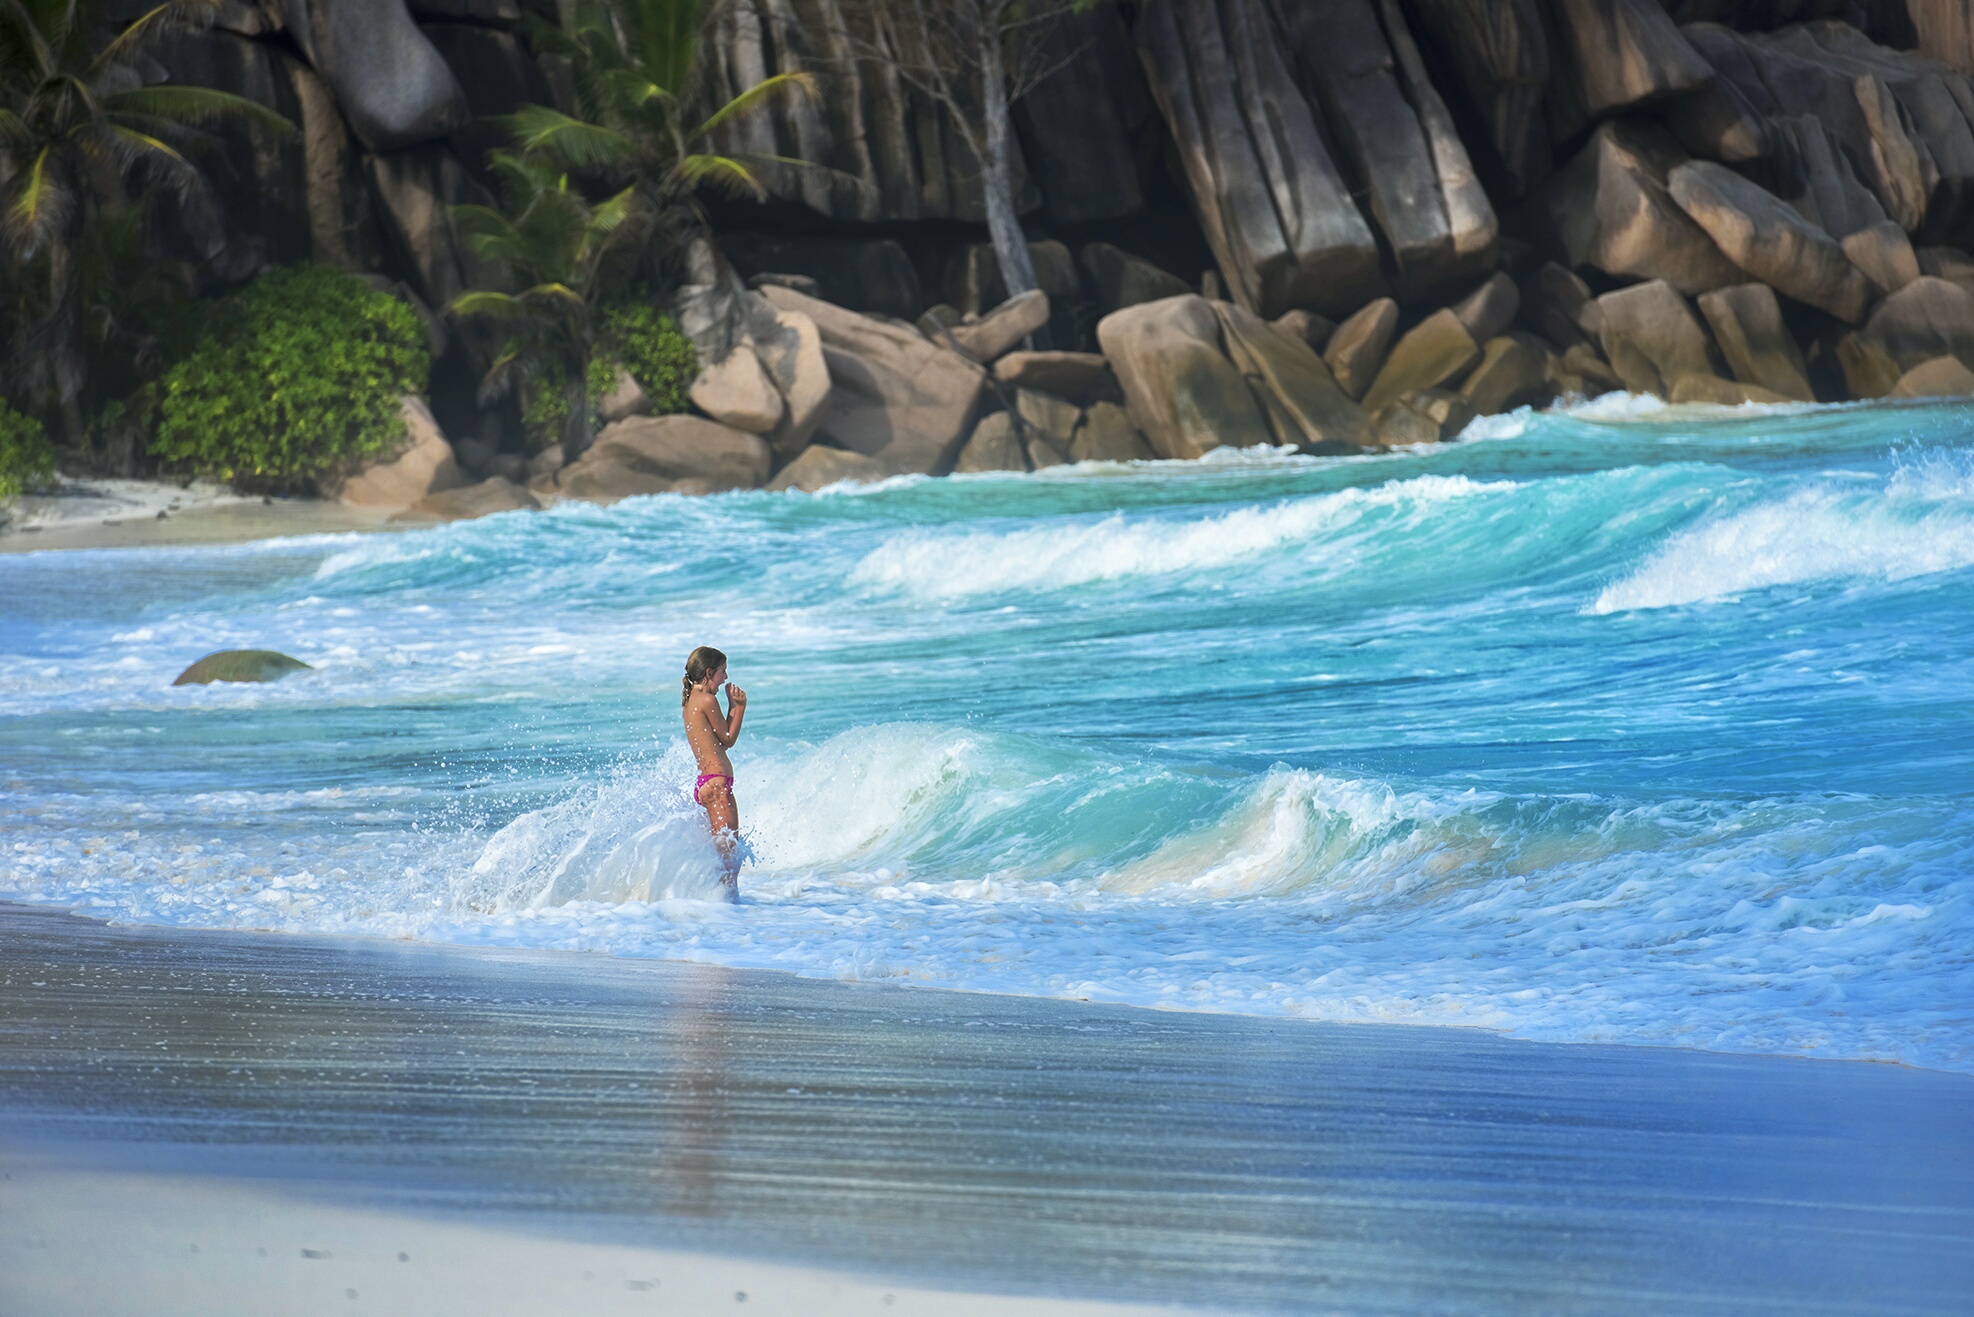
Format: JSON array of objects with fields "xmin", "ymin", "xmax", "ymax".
[
  {"xmin": 0, "ymin": 478, "xmax": 397, "ymax": 554},
  {"xmin": 4, "ymin": 901, "xmax": 1969, "ymax": 1314}
]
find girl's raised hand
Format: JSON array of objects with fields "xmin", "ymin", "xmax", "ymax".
[{"xmin": 726, "ymin": 683, "xmax": 747, "ymax": 706}]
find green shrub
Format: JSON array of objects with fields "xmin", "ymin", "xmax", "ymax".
[
  {"xmin": 0, "ymin": 400, "xmax": 55, "ymax": 504},
  {"xmin": 518, "ymin": 305, "xmax": 697, "ymax": 451},
  {"xmin": 151, "ymin": 265, "xmax": 430, "ymax": 489}
]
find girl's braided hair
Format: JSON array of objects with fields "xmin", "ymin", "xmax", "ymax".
[{"xmin": 682, "ymin": 646, "xmax": 727, "ymax": 707}]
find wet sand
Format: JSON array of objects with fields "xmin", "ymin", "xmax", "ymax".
[
  {"xmin": 0, "ymin": 480, "xmax": 394, "ymax": 553},
  {"xmin": 2, "ymin": 901, "xmax": 1970, "ymax": 1314}
]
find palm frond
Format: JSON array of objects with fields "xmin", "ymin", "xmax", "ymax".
[
  {"xmin": 448, "ymin": 289, "xmax": 531, "ymax": 320},
  {"xmin": 670, "ymin": 152, "xmax": 764, "ymax": 201},
  {"xmin": 691, "ymin": 72, "xmax": 816, "ymax": 144},
  {"xmin": 507, "ymin": 104, "xmax": 636, "ymax": 168},
  {"xmin": 90, "ymin": 0, "xmax": 220, "ymax": 77},
  {"xmin": 105, "ymin": 85, "xmax": 294, "ymax": 136},
  {"xmin": 0, "ymin": 0, "xmax": 56, "ymax": 84},
  {"xmin": 3, "ymin": 145, "xmax": 71, "ymax": 253},
  {"xmin": 586, "ymin": 185, "xmax": 640, "ymax": 238}
]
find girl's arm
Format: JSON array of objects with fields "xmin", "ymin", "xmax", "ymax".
[{"xmin": 715, "ymin": 684, "xmax": 747, "ymax": 747}]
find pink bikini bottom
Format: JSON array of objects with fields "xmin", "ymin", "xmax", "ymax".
[{"xmin": 695, "ymin": 772, "xmax": 733, "ymax": 798}]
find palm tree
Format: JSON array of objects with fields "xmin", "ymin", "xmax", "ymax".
[
  {"xmin": 449, "ymin": 151, "xmax": 641, "ymax": 460},
  {"xmin": 509, "ymin": 0, "xmax": 815, "ymax": 265},
  {"xmin": 0, "ymin": 0, "xmax": 290, "ymax": 445}
]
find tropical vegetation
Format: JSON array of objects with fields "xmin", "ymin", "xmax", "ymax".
[
  {"xmin": 150, "ymin": 265, "xmax": 430, "ymax": 489},
  {"xmin": 0, "ymin": 395, "xmax": 52, "ymax": 503}
]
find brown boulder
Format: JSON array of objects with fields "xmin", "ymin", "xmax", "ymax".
[
  {"xmin": 689, "ymin": 342, "xmax": 784, "ymax": 434},
  {"xmin": 1858, "ymin": 276, "xmax": 1974, "ymax": 372},
  {"xmin": 1097, "ymin": 295, "xmax": 1275, "ymax": 459},
  {"xmin": 401, "ymin": 476, "xmax": 540, "ymax": 522},
  {"xmin": 1522, "ymin": 262, "xmax": 1598, "ymax": 349},
  {"xmin": 1271, "ymin": 309, "xmax": 1337, "ymax": 352},
  {"xmin": 764, "ymin": 445, "xmax": 889, "ymax": 493},
  {"xmin": 992, "ymin": 352, "xmax": 1119, "ymax": 405},
  {"xmin": 1597, "ymin": 280, "xmax": 1718, "ymax": 398},
  {"xmin": 1369, "ymin": 398, "xmax": 1442, "ymax": 448},
  {"xmin": 1695, "ymin": 283, "xmax": 1816, "ymax": 402},
  {"xmin": 1889, "ymin": 354, "xmax": 1974, "ymax": 397},
  {"xmin": 759, "ymin": 285, "xmax": 986, "ymax": 476},
  {"xmin": 1210, "ymin": 302, "xmax": 1371, "ymax": 450},
  {"xmin": 753, "ymin": 305, "xmax": 831, "ymax": 460},
  {"xmin": 1452, "ymin": 272, "xmax": 1521, "ymax": 345},
  {"xmin": 1842, "ymin": 221, "xmax": 1922, "ymax": 296},
  {"xmin": 1667, "ymin": 374, "xmax": 1789, "ymax": 405},
  {"xmin": 1071, "ymin": 402, "xmax": 1157, "ymax": 463},
  {"xmin": 1554, "ymin": 342, "xmax": 1625, "ymax": 399},
  {"xmin": 953, "ymin": 413, "xmax": 1027, "ymax": 473},
  {"xmin": 1460, "ymin": 335, "xmax": 1554, "ymax": 415},
  {"xmin": 326, "ymin": 396, "xmax": 465, "ymax": 507},
  {"xmin": 1409, "ymin": 388, "xmax": 1477, "ymax": 440},
  {"xmin": 598, "ymin": 367, "xmax": 649, "ymax": 423},
  {"xmin": 1667, "ymin": 161, "xmax": 1872, "ymax": 323},
  {"xmin": 551, "ymin": 460, "xmax": 676, "ymax": 504},
  {"xmin": 1537, "ymin": 120, "xmax": 1745, "ymax": 295},
  {"xmin": 1024, "ymin": 430, "xmax": 1070, "ymax": 470},
  {"xmin": 1014, "ymin": 389, "xmax": 1082, "ymax": 451},
  {"xmin": 1324, "ymin": 298, "xmax": 1401, "ymax": 400},
  {"xmin": 584, "ymin": 415, "xmax": 772, "ymax": 492},
  {"xmin": 1835, "ymin": 332, "xmax": 1906, "ymax": 399},
  {"xmin": 947, "ymin": 290, "xmax": 1051, "ymax": 363},
  {"xmin": 1362, "ymin": 310, "xmax": 1482, "ymax": 413}
]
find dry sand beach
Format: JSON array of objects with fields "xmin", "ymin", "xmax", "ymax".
[{"xmin": 3, "ymin": 902, "xmax": 1971, "ymax": 1315}]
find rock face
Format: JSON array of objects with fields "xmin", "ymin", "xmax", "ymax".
[
  {"xmin": 1539, "ymin": 120, "xmax": 1745, "ymax": 295},
  {"xmin": 1545, "ymin": 0, "xmax": 1713, "ymax": 122},
  {"xmin": 992, "ymin": 352, "xmax": 1118, "ymax": 404},
  {"xmin": 1399, "ymin": 0, "xmax": 1551, "ymax": 197},
  {"xmin": 1460, "ymin": 335, "xmax": 1552, "ymax": 415},
  {"xmin": 1667, "ymin": 161, "xmax": 1872, "ymax": 322},
  {"xmin": 1072, "ymin": 402, "xmax": 1156, "ymax": 462},
  {"xmin": 947, "ymin": 291, "xmax": 1051, "ymax": 363},
  {"xmin": 1135, "ymin": 0, "xmax": 1384, "ymax": 318},
  {"xmin": 1082, "ymin": 243, "xmax": 1193, "ymax": 315},
  {"xmin": 955, "ymin": 414, "xmax": 1028, "ymax": 473},
  {"xmin": 1857, "ymin": 276, "xmax": 1974, "ymax": 371},
  {"xmin": 1696, "ymin": 283, "xmax": 1817, "ymax": 401},
  {"xmin": 173, "ymin": 649, "xmax": 313, "ymax": 686},
  {"xmin": 280, "ymin": 0, "xmax": 468, "ymax": 150},
  {"xmin": 1210, "ymin": 301, "xmax": 1371, "ymax": 450},
  {"xmin": 579, "ymin": 416, "xmax": 772, "ymax": 494},
  {"xmin": 760, "ymin": 286, "xmax": 985, "ymax": 477},
  {"xmin": 326, "ymin": 396, "xmax": 465, "ymax": 507},
  {"xmin": 1842, "ymin": 220, "xmax": 1922, "ymax": 294}
]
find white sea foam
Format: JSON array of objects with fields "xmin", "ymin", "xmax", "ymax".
[
  {"xmin": 850, "ymin": 474, "xmax": 1515, "ymax": 598},
  {"xmin": 1594, "ymin": 450, "xmax": 1974, "ymax": 612}
]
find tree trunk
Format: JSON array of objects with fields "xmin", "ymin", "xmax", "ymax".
[
  {"xmin": 978, "ymin": 21, "xmax": 1041, "ymax": 310},
  {"xmin": 562, "ymin": 350, "xmax": 594, "ymax": 460}
]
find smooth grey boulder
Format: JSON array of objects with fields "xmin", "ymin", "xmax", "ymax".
[
  {"xmin": 1597, "ymin": 280, "xmax": 1719, "ymax": 397},
  {"xmin": 1538, "ymin": 120, "xmax": 1745, "ymax": 296},
  {"xmin": 759, "ymin": 286, "xmax": 986, "ymax": 477},
  {"xmin": 1398, "ymin": 0, "xmax": 1552, "ymax": 197},
  {"xmin": 1282, "ymin": 0, "xmax": 1497, "ymax": 304},
  {"xmin": 1696, "ymin": 283, "xmax": 1817, "ymax": 402},
  {"xmin": 1889, "ymin": 354, "xmax": 1974, "ymax": 396},
  {"xmin": 954, "ymin": 413, "xmax": 1027, "ymax": 473},
  {"xmin": 765, "ymin": 445, "xmax": 888, "ymax": 493},
  {"xmin": 1452, "ymin": 272, "xmax": 1522, "ymax": 345},
  {"xmin": 1362, "ymin": 310, "xmax": 1482, "ymax": 414},
  {"xmin": 1210, "ymin": 301, "xmax": 1372, "ymax": 451},
  {"xmin": 280, "ymin": 0, "xmax": 468, "ymax": 150},
  {"xmin": 1081, "ymin": 243, "xmax": 1192, "ymax": 315},
  {"xmin": 1071, "ymin": 402, "xmax": 1157, "ymax": 463},
  {"xmin": 173, "ymin": 650, "xmax": 312, "ymax": 686},
  {"xmin": 1097, "ymin": 295, "xmax": 1275, "ymax": 459},
  {"xmin": 1136, "ymin": 0, "xmax": 1385, "ymax": 318},
  {"xmin": 1324, "ymin": 299, "xmax": 1401, "ymax": 400},
  {"xmin": 1858, "ymin": 276, "xmax": 1974, "ymax": 372},
  {"xmin": 1843, "ymin": 220, "xmax": 1922, "ymax": 295},
  {"xmin": 1546, "ymin": 0, "xmax": 1713, "ymax": 123},
  {"xmin": 1668, "ymin": 160, "xmax": 1872, "ymax": 323},
  {"xmin": 992, "ymin": 352, "xmax": 1119, "ymax": 405}
]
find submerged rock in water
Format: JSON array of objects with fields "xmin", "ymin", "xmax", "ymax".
[{"xmin": 172, "ymin": 650, "xmax": 313, "ymax": 686}]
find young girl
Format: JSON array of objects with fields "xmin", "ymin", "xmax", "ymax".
[{"xmin": 682, "ymin": 645, "xmax": 746, "ymax": 899}]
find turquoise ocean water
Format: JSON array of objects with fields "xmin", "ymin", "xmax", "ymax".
[{"xmin": 4, "ymin": 395, "xmax": 1972, "ymax": 1070}]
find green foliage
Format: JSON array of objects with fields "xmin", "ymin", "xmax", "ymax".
[
  {"xmin": 0, "ymin": 398, "xmax": 54, "ymax": 504},
  {"xmin": 151, "ymin": 265, "xmax": 430, "ymax": 489},
  {"xmin": 517, "ymin": 304, "xmax": 697, "ymax": 450},
  {"xmin": 603, "ymin": 303, "xmax": 696, "ymax": 414}
]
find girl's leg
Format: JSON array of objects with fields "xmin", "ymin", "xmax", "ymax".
[{"xmin": 698, "ymin": 782, "xmax": 740, "ymax": 899}]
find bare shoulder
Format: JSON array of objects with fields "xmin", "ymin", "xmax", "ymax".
[{"xmin": 684, "ymin": 690, "xmax": 717, "ymax": 720}]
